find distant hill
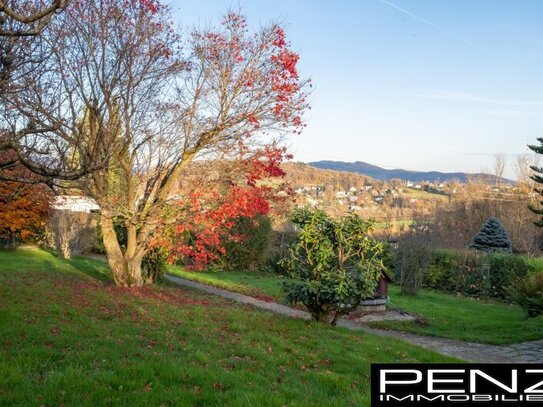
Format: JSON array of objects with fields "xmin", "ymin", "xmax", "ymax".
[{"xmin": 308, "ymin": 161, "xmax": 513, "ymax": 184}]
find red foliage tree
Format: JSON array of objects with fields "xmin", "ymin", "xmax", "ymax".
[
  {"xmin": 163, "ymin": 146, "xmax": 293, "ymax": 270},
  {"xmin": 3, "ymin": 2, "xmax": 309, "ymax": 286},
  {"xmin": 0, "ymin": 151, "xmax": 51, "ymax": 243}
]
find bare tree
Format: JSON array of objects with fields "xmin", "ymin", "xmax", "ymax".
[
  {"xmin": 493, "ymin": 153, "xmax": 506, "ymax": 185},
  {"xmin": 0, "ymin": 0, "xmax": 73, "ymax": 182},
  {"xmin": 6, "ymin": 1, "xmax": 309, "ymax": 286},
  {"xmin": 515, "ymin": 152, "xmax": 540, "ymax": 190}
]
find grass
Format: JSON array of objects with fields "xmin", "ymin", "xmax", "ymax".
[
  {"xmin": 0, "ymin": 248, "xmax": 455, "ymax": 406},
  {"xmin": 369, "ymin": 285, "xmax": 543, "ymax": 345},
  {"xmin": 168, "ymin": 266, "xmax": 283, "ymax": 301},
  {"xmin": 169, "ymin": 267, "xmax": 543, "ymax": 345}
]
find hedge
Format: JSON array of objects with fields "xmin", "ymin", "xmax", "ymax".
[{"xmin": 394, "ymin": 248, "xmax": 543, "ymax": 300}]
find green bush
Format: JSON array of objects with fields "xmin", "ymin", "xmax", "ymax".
[
  {"xmin": 220, "ymin": 215, "xmax": 272, "ymax": 271},
  {"xmin": 394, "ymin": 248, "xmax": 534, "ymax": 301},
  {"xmin": 141, "ymin": 247, "xmax": 168, "ymax": 284},
  {"xmin": 425, "ymin": 249, "xmax": 462, "ymax": 292},
  {"xmin": 487, "ymin": 254, "xmax": 529, "ymax": 299},
  {"xmin": 526, "ymin": 257, "xmax": 543, "ymax": 275},
  {"xmin": 508, "ymin": 273, "xmax": 543, "ymax": 318},
  {"xmin": 280, "ymin": 208, "xmax": 386, "ymax": 325}
]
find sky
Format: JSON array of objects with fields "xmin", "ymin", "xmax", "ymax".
[{"xmin": 167, "ymin": 0, "xmax": 543, "ymax": 179}]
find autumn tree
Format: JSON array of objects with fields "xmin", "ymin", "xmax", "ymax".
[
  {"xmin": 164, "ymin": 145, "xmax": 292, "ymax": 270},
  {"xmin": 6, "ymin": 1, "xmax": 309, "ymax": 286},
  {"xmin": 0, "ymin": 151, "xmax": 51, "ymax": 245},
  {"xmin": 1, "ymin": 1, "xmax": 70, "ymax": 96}
]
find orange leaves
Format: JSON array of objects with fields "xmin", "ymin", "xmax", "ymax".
[{"xmin": 0, "ymin": 152, "xmax": 52, "ymax": 242}]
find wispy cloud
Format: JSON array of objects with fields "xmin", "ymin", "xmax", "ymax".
[
  {"xmin": 487, "ymin": 109, "xmax": 538, "ymax": 118},
  {"xmin": 414, "ymin": 91, "xmax": 543, "ymax": 107},
  {"xmin": 376, "ymin": 0, "xmax": 478, "ymax": 48}
]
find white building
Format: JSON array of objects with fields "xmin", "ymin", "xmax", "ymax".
[{"xmin": 53, "ymin": 196, "xmax": 100, "ymax": 213}]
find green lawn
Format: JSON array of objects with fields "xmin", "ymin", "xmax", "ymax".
[
  {"xmin": 168, "ymin": 266, "xmax": 283, "ymax": 301},
  {"xmin": 169, "ymin": 267, "xmax": 543, "ymax": 345},
  {"xmin": 0, "ymin": 248, "xmax": 455, "ymax": 406},
  {"xmin": 369, "ymin": 285, "xmax": 543, "ymax": 345}
]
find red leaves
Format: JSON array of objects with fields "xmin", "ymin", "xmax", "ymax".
[
  {"xmin": 169, "ymin": 187, "xmax": 271, "ymax": 270},
  {"xmin": 191, "ymin": 12, "xmax": 308, "ymax": 133},
  {"xmin": 272, "ymin": 26, "xmax": 286, "ymax": 48},
  {"xmin": 163, "ymin": 146, "xmax": 292, "ymax": 270},
  {"xmin": 139, "ymin": 0, "xmax": 159, "ymax": 14}
]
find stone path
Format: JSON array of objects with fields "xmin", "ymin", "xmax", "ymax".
[{"xmin": 165, "ymin": 274, "xmax": 543, "ymax": 363}]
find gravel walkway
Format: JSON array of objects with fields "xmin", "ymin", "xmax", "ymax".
[{"xmin": 166, "ymin": 274, "xmax": 543, "ymax": 363}]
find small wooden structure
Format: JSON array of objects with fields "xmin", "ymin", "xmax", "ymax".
[{"xmin": 358, "ymin": 271, "xmax": 392, "ymax": 313}]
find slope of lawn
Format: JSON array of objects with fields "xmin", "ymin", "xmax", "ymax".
[
  {"xmin": 0, "ymin": 248, "xmax": 455, "ymax": 406},
  {"xmin": 369, "ymin": 285, "xmax": 543, "ymax": 345},
  {"xmin": 169, "ymin": 268, "xmax": 543, "ymax": 345},
  {"xmin": 168, "ymin": 265, "xmax": 283, "ymax": 301}
]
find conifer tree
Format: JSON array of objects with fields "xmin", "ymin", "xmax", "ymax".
[
  {"xmin": 469, "ymin": 217, "xmax": 513, "ymax": 254},
  {"xmin": 528, "ymin": 138, "xmax": 543, "ymax": 227}
]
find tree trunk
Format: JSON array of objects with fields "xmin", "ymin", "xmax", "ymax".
[{"xmin": 100, "ymin": 213, "xmax": 145, "ymax": 287}]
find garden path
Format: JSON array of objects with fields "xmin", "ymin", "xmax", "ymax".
[{"xmin": 166, "ymin": 274, "xmax": 543, "ymax": 363}]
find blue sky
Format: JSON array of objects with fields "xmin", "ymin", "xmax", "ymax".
[{"xmin": 167, "ymin": 0, "xmax": 543, "ymax": 179}]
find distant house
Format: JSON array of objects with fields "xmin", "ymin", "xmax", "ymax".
[
  {"xmin": 406, "ymin": 181, "xmax": 414, "ymax": 188},
  {"xmin": 373, "ymin": 195, "xmax": 385, "ymax": 203},
  {"xmin": 336, "ymin": 191, "xmax": 347, "ymax": 198},
  {"xmin": 349, "ymin": 186, "xmax": 357, "ymax": 193},
  {"xmin": 53, "ymin": 196, "xmax": 100, "ymax": 213}
]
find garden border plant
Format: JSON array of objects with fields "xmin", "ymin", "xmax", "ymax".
[{"xmin": 280, "ymin": 208, "xmax": 386, "ymax": 325}]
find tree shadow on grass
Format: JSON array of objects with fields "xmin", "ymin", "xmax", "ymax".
[{"xmin": 2, "ymin": 246, "xmax": 112, "ymax": 284}]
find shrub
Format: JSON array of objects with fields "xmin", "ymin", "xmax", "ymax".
[
  {"xmin": 526, "ymin": 257, "xmax": 543, "ymax": 275},
  {"xmin": 220, "ymin": 215, "xmax": 272, "ymax": 271},
  {"xmin": 280, "ymin": 208, "xmax": 386, "ymax": 325},
  {"xmin": 396, "ymin": 248, "xmax": 531, "ymax": 301},
  {"xmin": 141, "ymin": 247, "xmax": 168, "ymax": 284},
  {"xmin": 395, "ymin": 241, "xmax": 431, "ymax": 296},
  {"xmin": 487, "ymin": 254, "xmax": 529, "ymax": 299},
  {"xmin": 508, "ymin": 273, "xmax": 543, "ymax": 318},
  {"xmin": 424, "ymin": 249, "xmax": 478, "ymax": 292}
]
